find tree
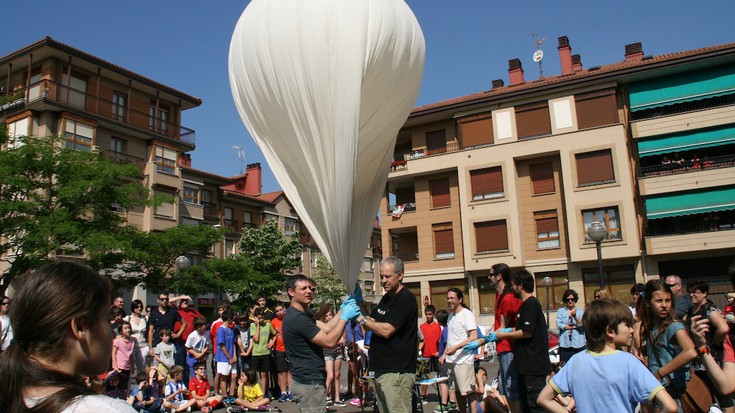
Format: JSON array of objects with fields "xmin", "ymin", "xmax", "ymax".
[
  {"xmin": 215, "ymin": 220, "xmax": 302, "ymax": 308},
  {"xmin": 0, "ymin": 133, "xmax": 152, "ymax": 294},
  {"xmin": 116, "ymin": 224, "xmax": 230, "ymax": 293},
  {"xmin": 311, "ymin": 254, "xmax": 347, "ymax": 308}
]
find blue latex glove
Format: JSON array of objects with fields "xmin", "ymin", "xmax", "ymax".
[
  {"xmin": 462, "ymin": 340, "xmax": 482, "ymax": 352},
  {"xmin": 483, "ymin": 332, "xmax": 498, "ymax": 343},
  {"xmin": 351, "ymin": 282, "xmax": 364, "ymax": 303},
  {"xmin": 340, "ymin": 297, "xmax": 356, "ymax": 310},
  {"xmin": 500, "ymin": 327, "xmax": 513, "ymax": 333},
  {"xmin": 340, "ymin": 302, "xmax": 361, "ymax": 322}
]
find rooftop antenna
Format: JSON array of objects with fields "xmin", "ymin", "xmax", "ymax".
[
  {"xmin": 232, "ymin": 145, "xmax": 246, "ymax": 174},
  {"xmin": 525, "ymin": 32, "xmax": 546, "ymax": 79}
]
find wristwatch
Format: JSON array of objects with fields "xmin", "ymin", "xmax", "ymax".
[{"xmin": 359, "ymin": 316, "xmax": 367, "ymax": 327}]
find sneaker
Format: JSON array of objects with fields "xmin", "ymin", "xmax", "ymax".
[
  {"xmin": 447, "ymin": 401, "xmax": 458, "ymax": 410},
  {"xmin": 333, "ymin": 399, "xmax": 346, "ymax": 407},
  {"xmin": 349, "ymin": 397, "xmax": 361, "ymax": 406},
  {"xmin": 326, "ymin": 399, "xmax": 334, "ymax": 406},
  {"xmin": 420, "ymin": 396, "xmax": 429, "ymax": 405},
  {"xmin": 287, "ymin": 393, "xmax": 294, "ymax": 402},
  {"xmin": 278, "ymin": 392, "xmax": 288, "ymax": 402},
  {"xmin": 433, "ymin": 404, "xmax": 447, "ymax": 413}
]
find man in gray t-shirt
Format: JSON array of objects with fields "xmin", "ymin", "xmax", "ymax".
[
  {"xmin": 665, "ymin": 275, "xmax": 693, "ymax": 321},
  {"xmin": 282, "ymin": 275, "xmax": 359, "ymax": 413}
]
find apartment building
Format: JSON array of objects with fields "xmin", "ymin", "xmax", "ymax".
[
  {"xmin": 381, "ymin": 37, "xmax": 735, "ymax": 324},
  {"xmin": 0, "ymin": 37, "xmax": 381, "ymax": 307}
]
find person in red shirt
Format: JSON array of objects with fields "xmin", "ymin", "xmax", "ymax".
[
  {"xmin": 418, "ymin": 304, "xmax": 442, "ymax": 403},
  {"xmin": 171, "ymin": 295, "xmax": 205, "ymax": 384},
  {"xmin": 188, "ymin": 362, "xmax": 223, "ymax": 412},
  {"xmin": 270, "ymin": 303, "xmax": 293, "ymax": 402},
  {"xmin": 489, "ymin": 263, "xmax": 522, "ymax": 413}
]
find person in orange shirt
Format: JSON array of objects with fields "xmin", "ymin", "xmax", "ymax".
[{"xmin": 271, "ymin": 303, "xmax": 293, "ymax": 402}]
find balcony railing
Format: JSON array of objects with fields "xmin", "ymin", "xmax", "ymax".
[
  {"xmin": 395, "ymin": 252, "xmax": 419, "ymax": 262},
  {"xmin": 15, "ymin": 80, "xmax": 195, "ymax": 145},
  {"xmin": 639, "ymin": 153, "xmax": 735, "ymax": 177},
  {"xmin": 392, "ymin": 141, "xmax": 461, "ymax": 171},
  {"xmin": 223, "ymin": 219, "xmax": 239, "ymax": 231},
  {"xmin": 647, "ymin": 216, "xmax": 735, "ymax": 237},
  {"xmin": 202, "ymin": 202, "xmax": 217, "ymax": 217},
  {"xmin": 103, "ymin": 149, "xmax": 146, "ymax": 170}
]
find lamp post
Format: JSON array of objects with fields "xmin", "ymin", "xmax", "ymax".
[
  {"xmin": 586, "ymin": 221, "xmax": 607, "ymax": 289},
  {"xmin": 542, "ymin": 276, "xmax": 553, "ymax": 327},
  {"xmin": 175, "ymin": 255, "xmax": 190, "ymax": 294}
]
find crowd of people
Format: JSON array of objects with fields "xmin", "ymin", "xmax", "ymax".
[{"xmin": 0, "ymin": 258, "xmax": 734, "ymax": 413}]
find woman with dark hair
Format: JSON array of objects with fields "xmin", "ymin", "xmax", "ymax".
[
  {"xmin": 0, "ymin": 261, "xmax": 136, "ymax": 413},
  {"xmin": 633, "ymin": 279, "xmax": 697, "ymax": 410},
  {"xmin": 124, "ymin": 299, "xmax": 149, "ymax": 370},
  {"xmin": 556, "ymin": 289, "xmax": 586, "ymax": 364}
]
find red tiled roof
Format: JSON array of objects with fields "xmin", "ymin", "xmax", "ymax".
[{"xmin": 411, "ymin": 42, "xmax": 735, "ymax": 115}]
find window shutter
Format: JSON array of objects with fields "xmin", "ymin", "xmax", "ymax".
[
  {"xmin": 430, "ymin": 178, "xmax": 450, "ymax": 208},
  {"xmin": 516, "ymin": 101, "xmax": 551, "ymax": 139},
  {"xmin": 459, "ymin": 113, "xmax": 494, "ymax": 148},
  {"xmin": 529, "ymin": 162, "xmax": 555, "ymax": 194},
  {"xmin": 434, "ymin": 224, "xmax": 454, "ymax": 255},
  {"xmin": 426, "ymin": 130, "xmax": 447, "ymax": 152},
  {"xmin": 576, "ymin": 150, "xmax": 614, "ymax": 186},
  {"xmin": 475, "ymin": 220, "xmax": 508, "ymax": 252},
  {"xmin": 576, "ymin": 89, "xmax": 619, "ymax": 129},
  {"xmin": 470, "ymin": 167, "xmax": 503, "ymax": 199}
]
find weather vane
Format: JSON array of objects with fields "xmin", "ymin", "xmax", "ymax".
[
  {"xmin": 525, "ymin": 32, "xmax": 546, "ymax": 79},
  {"xmin": 232, "ymin": 145, "xmax": 246, "ymax": 174}
]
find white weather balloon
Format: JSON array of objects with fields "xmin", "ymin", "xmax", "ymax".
[{"xmin": 229, "ymin": 0, "xmax": 425, "ymax": 292}]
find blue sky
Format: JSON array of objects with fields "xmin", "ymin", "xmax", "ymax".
[{"xmin": 3, "ymin": 1, "xmax": 733, "ymax": 193}]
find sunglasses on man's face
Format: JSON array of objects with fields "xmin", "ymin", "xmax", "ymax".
[
  {"xmin": 565, "ymin": 298, "xmax": 577, "ymax": 303},
  {"xmin": 158, "ymin": 297, "xmax": 168, "ymax": 302},
  {"xmin": 665, "ymin": 283, "xmax": 677, "ymax": 288}
]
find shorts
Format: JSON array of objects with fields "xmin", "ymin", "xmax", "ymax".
[
  {"xmin": 274, "ymin": 351, "xmax": 291, "ymax": 373},
  {"xmin": 156, "ymin": 364, "xmax": 170, "ymax": 381},
  {"xmin": 324, "ymin": 346, "xmax": 343, "ymax": 361},
  {"xmin": 251, "ymin": 354, "xmax": 271, "ymax": 373},
  {"xmin": 216, "ymin": 361, "xmax": 237, "ymax": 376},
  {"xmin": 291, "ymin": 381, "xmax": 326, "ymax": 413},
  {"xmin": 448, "ymin": 363, "xmax": 475, "ymax": 396},
  {"xmin": 437, "ymin": 361, "xmax": 450, "ymax": 378},
  {"xmin": 497, "ymin": 351, "xmax": 519, "ymax": 401}
]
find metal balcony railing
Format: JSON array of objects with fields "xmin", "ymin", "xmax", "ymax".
[
  {"xmin": 15, "ymin": 80, "xmax": 195, "ymax": 145},
  {"xmin": 102, "ymin": 149, "xmax": 147, "ymax": 171},
  {"xmin": 391, "ymin": 141, "xmax": 461, "ymax": 171},
  {"xmin": 639, "ymin": 153, "xmax": 735, "ymax": 177},
  {"xmin": 647, "ymin": 217, "xmax": 735, "ymax": 236}
]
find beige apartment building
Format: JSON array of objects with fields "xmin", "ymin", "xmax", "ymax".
[{"xmin": 382, "ymin": 37, "xmax": 735, "ymax": 325}]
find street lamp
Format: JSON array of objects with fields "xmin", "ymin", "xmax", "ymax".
[
  {"xmin": 541, "ymin": 276, "xmax": 553, "ymax": 327},
  {"xmin": 175, "ymin": 255, "xmax": 190, "ymax": 294},
  {"xmin": 586, "ymin": 221, "xmax": 607, "ymax": 289}
]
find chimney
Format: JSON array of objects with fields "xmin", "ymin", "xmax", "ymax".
[
  {"xmin": 625, "ymin": 42, "xmax": 644, "ymax": 61},
  {"xmin": 177, "ymin": 153, "xmax": 191, "ymax": 167},
  {"xmin": 243, "ymin": 162, "xmax": 262, "ymax": 195},
  {"xmin": 572, "ymin": 54, "xmax": 583, "ymax": 72},
  {"xmin": 508, "ymin": 58, "xmax": 525, "ymax": 86},
  {"xmin": 558, "ymin": 36, "xmax": 573, "ymax": 75},
  {"xmin": 491, "ymin": 79, "xmax": 505, "ymax": 89}
]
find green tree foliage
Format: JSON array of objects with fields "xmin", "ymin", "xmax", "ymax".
[
  {"xmin": 0, "ymin": 133, "xmax": 151, "ymax": 294},
  {"xmin": 311, "ymin": 254, "xmax": 347, "ymax": 308},
  {"xmin": 118, "ymin": 224, "xmax": 229, "ymax": 293},
  {"xmin": 215, "ymin": 220, "xmax": 302, "ymax": 308}
]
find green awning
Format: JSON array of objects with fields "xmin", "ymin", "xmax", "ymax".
[
  {"xmin": 638, "ymin": 124, "xmax": 735, "ymax": 157},
  {"xmin": 646, "ymin": 186, "xmax": 735, "ymax": 219},
  {"xmin": 630, "ymin": 65, "xmax": 735, "ymax": 112}
]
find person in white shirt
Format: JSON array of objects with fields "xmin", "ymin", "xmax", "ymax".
[{"xmin": 442, "ymin": 287, "xmax": 479, "ymax": 413}]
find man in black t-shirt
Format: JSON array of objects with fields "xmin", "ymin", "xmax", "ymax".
[
  {"xmin": 147, "ymin": 293, "xmax": 186, "ymax": 359},
  {"xmin": 282, "ymin": 275, "xmax": 360, "ymax": 413},
  {"xmin": 357, "ymin": 256, "xmax": 418, "ymax": 413},
  {"xmin": 496, "ymin": 269, "xmax": 551, "ymax": 413}
]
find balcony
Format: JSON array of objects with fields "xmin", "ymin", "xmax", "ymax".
[
  {"xmin": 395, "ymin": 252, "xmax": 419, "ymax": 262},
  {"xmin": 103, "ymin": 150, "xmax": 146, "ymax": 171},
  {"xmin": 639, "ymin": 153, "xmax": 735, "ymax": 178},
  {"xmin": 223, "ymin": 219, "xmax": 239, "ymax": 232},
  {"xmin": 11, "ymin": 80, "xmax": 195, "ymax": 146},
  {"xmin": 391, "ymin": 141, "xmax": 460, "ymax": 171},
  {"xmin": 647, "ymin": 210, "xmax": 735, "ymax": 237}
]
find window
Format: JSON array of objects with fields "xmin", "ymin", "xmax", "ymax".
[
  {"xmin": 433, "ymin": 223, "xmax": 455, "ymax": 259},
  {"xmin": 181, "ymin": 217, "xmax": 199, "ymax": 226},
  {"xmin": 477, "ymin": 275, "xmax": 497, "ymax": 314},
  {"xmin": 459, "ymin": 113, "xmax": 493, "ymax": 148},
  {"xmin": 575, "ymin": 89, "xmax": 619, "ymax": 129},
  {"xmin": 529, "ymin": 161, "xmax": 555, "ymax": 195},
  {"xmin": 474, "ymin": 220, "xmax": 508, "ymax": 253},
  {"xmin": 154, "ymin": 146, "xmax": 177, "ymax": 174},
  {"xmin": 361, "ymin": 258, "xmax": 373, "ymax": 273},
  {"xmin": 263, "ymin": 213, "xmax": 278, "ymax": 227},
  {"xmin": 284, "ymin": 218, "xmax": 300, "ymax": 236},
  {"xmin": 64, "ymin": 119, "xmax": 93, "ymax": 151},
  {"xmin": 225, "ymin": 239, "xmax": 236, "ymax": 257},
  {"xmin": 583, "ymin": 206, "xmax": 622, "ymax": 241},
  {"xmin": 470, "ymin": 167, "xmax": 503, "ymax": 200},
  {"xmin": 426, "ymin": 129, "xmax": 447, "ymax": 154},
  {"xmin": 7, "ymin": 117, "xmax": 30, "ymax": 149},
  {"xmin": 516, "ymin": 101, "xmax": 551, "ymax": 139},
  {"xmin": 243, "ymin": 211, "xmax": 253, "ymax": 228},
  {"xmin": 310, "ymin": 249, "xmax": 320, "ymax": 268},
  {"xmin": 110, "ymin": 138, "xmax": 125, "ymax": 162},
  {"xmin": 149, "ymin": 105, "xmax": 169, "ymax": 134},
  {"xmin": 582, "ymin": 265, "xmax": 635, "ymax": 304},
  {"xmin": 535, "ymin": 210, "xmax": 560, "ymax": 249},
  {"xmin": 576, "ymin": 149, "xmax": 614, "ymax": 186},
  {"xmin": 183, "ymin": 186, "xmax": 200, "ymax": 204},
  {"xmin": 429, "ymin": 177, "xmax": 450, "ymax": 208},
  {"xmin": 112, "ymin": 92, "xmax": 126, "ymax": 121},
  {"xmin": 202, "ymin": 190, "xmax": 214, "ymax": 215},
  {"xmin": 429, "ymin": 279, "xmax": 469, "ymax": 310},
  {"xmin": 535, "ymin": 271, "xmax": 569, "ymax": 310},
  {"xmin": 224, "ymin": 207, "xmax": 237, "ymax": 230}
]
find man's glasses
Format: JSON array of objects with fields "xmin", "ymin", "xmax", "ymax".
[
  {"xmin": 158, "ymin": 297, "xmax": 168, "ymax": 302},
  {"xmin": 665, "ymin": 283, "xmax": 678, "ymax": 288},
  {"xmin": 1, "ymin": 301, "xmax": 8, "ymax": 305},
  {"xmin": 565, "ymin": 298, "xmax": 577, "ymax": 303}
]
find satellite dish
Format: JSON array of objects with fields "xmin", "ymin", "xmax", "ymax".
[{"xmin": 533, "ymin": 49, "xmax": 544, "ymax": 62}]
